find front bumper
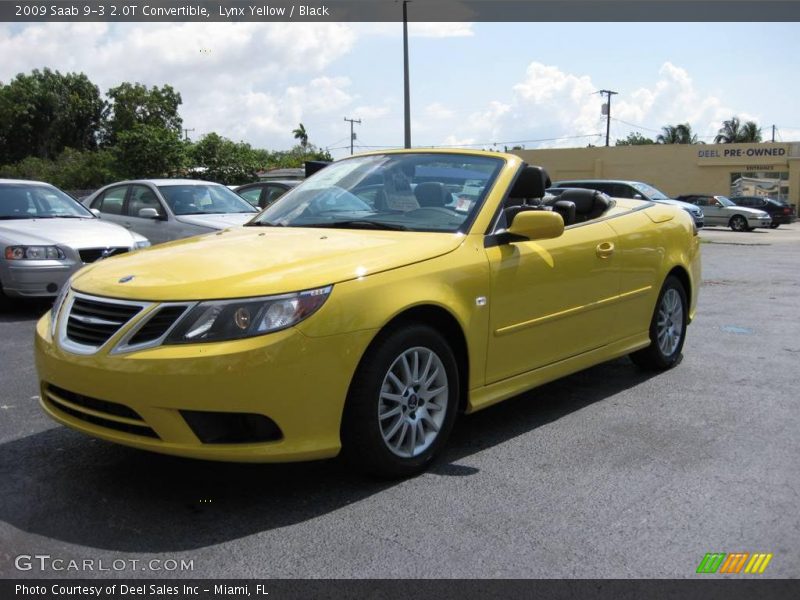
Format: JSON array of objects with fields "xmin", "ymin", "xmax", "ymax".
[
  {"xmin": 35, "ymin": 312, "xmax": 375, "ymax": 462},
  {"xmin": 748, "ymin": 216, "xmax": 773, "ymax": 228},
  {"xmin": 0, "ymin": 261, "xmax": 76, "ymax": 297}
]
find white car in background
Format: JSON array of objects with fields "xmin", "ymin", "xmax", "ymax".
[
  {"xmin": 82, "ymin": 179, "xmax": 258, "ymax": 245},
  {"xmin": 0, "ymin": 179, "xmax": 150, "ymax": 302}
]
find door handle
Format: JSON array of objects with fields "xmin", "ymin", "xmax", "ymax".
[{"xmin": 596, "ymin": 241, "xmax": 615, "ymax": 258}]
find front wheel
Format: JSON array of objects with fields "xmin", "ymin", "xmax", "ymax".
[
  {"xmin": 729, "ymin": 215, "xmax": 748, "ymax": 232},
  {"xmin": 630, "ymin": 275, "xmax": 688, "ymax": 371},
  {"xmin": 341, "ymin": 324, "xmax": 459, "ymax": 478}
]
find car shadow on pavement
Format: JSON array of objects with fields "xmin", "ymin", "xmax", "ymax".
[
  {"xmin": 0, "ymin": 298, "xmax": 51, "ymax": 322},
  {"xmin": 0, "ymin": 357, "xmax": 655, "ymax": 553}
]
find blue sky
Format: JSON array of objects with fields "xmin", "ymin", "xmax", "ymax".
[{"xmin": 1, "ymin": 21, "xmax": 798, "ymax": 157}]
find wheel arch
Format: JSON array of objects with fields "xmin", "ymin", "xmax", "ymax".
[{"xmin": 350, "ymin": 304, "xmax": 470, "ymax": 414}]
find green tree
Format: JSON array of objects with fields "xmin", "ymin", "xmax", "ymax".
[
  {"xmin": 189, "ymin": 132, "xmax": 264, "ymax": 184},
  {"xmin": 292, "ymin": 123, "xmax": 309, "ymax": 148},
  {"xmin": 656, "ymin": 123, "xmax": 697, "ymax": 144},
  {"xmin": 268, "ymin": 144, "xmax": 332, "ymax": 169},
  {"xmin": 714, "ymin": 116, "xmax": 762, "ymax": 143},
  {"xmin": 102, "ymin": 82, "xmax": 183, "ymax": 145},
  {"xmin": 113, "ymin": 124, "xmax": 187, "ymax": 178},
  {"xmin": 0, "ymin": 68, "xmax": 104, "ymax": 163},
  {"xmin": 615, "ymin": 132, "xmax": 655, "ymax": 146}
]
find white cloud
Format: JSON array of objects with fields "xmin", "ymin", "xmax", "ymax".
[
  {"xmin": 417, "ymin": 60, "xmax": 766, "ymax": 150},
  {"xmin": 0, "ymin": 22, "xmax": 357, "ymax": 149}
]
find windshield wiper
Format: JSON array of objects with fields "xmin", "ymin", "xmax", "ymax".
[
  {"xmin": 244, "ymin": 220, "xmax": 285, "ymax": 227},
  {"xmin": 306, "ymin": 220, "xmax": 409, "ymax": 231}
]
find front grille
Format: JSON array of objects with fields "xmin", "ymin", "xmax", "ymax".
[
  {"xmin": 44, "ymin": 384, "xmax": 159, "ymax": 439},
  {"xmin": 66, "ymin": 296, "xmax": 142, "ymax": 347},
  {"xmin": 79, "ymin": 247, "xmax": 129, "ymax": 263},
  {"xmin": 128, "ymin": 306, "xmax": 187, "ymax": 346}
]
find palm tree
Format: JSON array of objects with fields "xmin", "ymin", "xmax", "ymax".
[
  {"xmin": 656, "ymin": 123, "xmax": 697, "ymax": 144},
  {"xmin": 739, "ymin": 120, "xmax": 763, "ymax": 143},
  {"xmin": 715, "ymin": 116, "xmax": 762, "ymax": 143},
  {"xmin": 292, "ymin": 123, "xmax": 308, "ymax": 148}
]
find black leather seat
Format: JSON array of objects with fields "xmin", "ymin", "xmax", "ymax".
[
  {"xmin": 552, "ymin": 200, "xmax": 576, "ymax": 226},
  {"xmin": 554, "ymin": 188, "xmax": 610, "ymax": 221}
]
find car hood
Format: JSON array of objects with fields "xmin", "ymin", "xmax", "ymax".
[
  {"xmin": 174, "ymin": 213, "xmax": 255, "ymax": 229},
  {"xmin": 71, "ymin": 226, "xmax": 465, "ymax": 301},
  {"xmin": 0, "ymin": 218, "xmax": 136, "ymax": 248},
  {"xmin": 722, "ymin": 206, "xmax": 768, "ymax": 216}
]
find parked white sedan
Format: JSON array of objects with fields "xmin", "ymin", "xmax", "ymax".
[
  {"xmin": 0, "ymin": 179, "xmax": 150, "ymax": 301},
  {"xmin": 83, "ymin": 179, "xmax": 258, "ymax": 244}
]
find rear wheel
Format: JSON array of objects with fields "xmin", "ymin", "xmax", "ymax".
[
  {"xmin": 729, "ymin": 215, "xmax": 748, "ymax": 232},
  {"xmin": 630, "ymin": 275, "xmax": 688, "ymax": 371},
  {"xmin": 341, "ymin": 324, "xmax": 459, "ymax": 478}
]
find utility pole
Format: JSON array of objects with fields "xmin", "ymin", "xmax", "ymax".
[
  {"xmin": 402, "ymin": 0, "xmax": 412, "ymax": 148},
  {"xmin": 183, "ymin": 128, "xmax": 195, "ymax": 141},
  {"xmin": 598, "ymin": 90, "xmax": 617, "ymax": 147},
  {"xmin": 344, "ymin": 117, "xmax": 361, "ymax": 155},
  {"xmin": 772, "ymin": 124, "xmax": 776, "ymax": 142}
]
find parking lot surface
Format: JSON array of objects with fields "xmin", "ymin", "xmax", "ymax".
[{"xmin": 1, "ymin": 225, "xmax": 798, "ymax": 578}]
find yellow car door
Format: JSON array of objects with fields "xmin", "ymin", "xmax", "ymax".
[{"xmin": 484, "ymin": 220, "xmax": 621, "ymax": 384}]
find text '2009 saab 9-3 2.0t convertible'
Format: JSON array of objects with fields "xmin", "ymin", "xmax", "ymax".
[{"xmin": 35, "ymin": 150, "xmax": 700, "ymax": 477}]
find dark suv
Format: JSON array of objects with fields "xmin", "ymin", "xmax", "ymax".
[{"xmin": 730, "ymin": 196, "xmax": 796, "ymax": 228}]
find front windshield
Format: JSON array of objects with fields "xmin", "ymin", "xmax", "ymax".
[
  {"xmin": 631, "ymin": 182, "xmax": 670, "ymax": 201},
  {"xmin": 158, "ymin": 184, "xmax": 258, "ymax": 216},
  {"xmin": 714, "ymin": 195, "xmax": 735, "ymax": 206},
  {"xmin": 0, "ymin": 183, "xmax": 93, "ymax": 219},
  {"xmin": 252, "ymin": 153, "xmax": 504, "ymax": 233}
]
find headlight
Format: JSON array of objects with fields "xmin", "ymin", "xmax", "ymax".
[
  {"xmin": 134, "ymin": 239, "xmax": 151, "ymax": 250},
  {"xmin": 165, "ymin": 285, "xmax": 332, "ymax": 344},
  {"xmin": 4, "ymin": 245, "xmax": 65, "ymax": 260},
  {"xmin": 758, "ymin": 211, "xmax": 770, "ymax": 219}
]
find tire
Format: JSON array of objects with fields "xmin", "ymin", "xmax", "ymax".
[
  {"xmin": 770, "ymin": 223, "xmax": 780, "ymax": 229},
  {"xmin": 729, "ymin": 215, "xmax": 748, "ymax": 232},
  {"xmin": 630, "ymin": 275, "xmax": 688, "ymax": 371},
  {"xmin": 341, "ymin": 323, "xmax": 459, "ymax": 478}
]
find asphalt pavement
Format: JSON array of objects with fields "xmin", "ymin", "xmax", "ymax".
[{"xmin": 1, "ymin": 224, "xmax": 798, "ymax": 579}]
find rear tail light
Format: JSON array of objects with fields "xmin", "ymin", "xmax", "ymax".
[{"xmin": 784, "ymin": 208, "xmax": 791, "ymax": 214}]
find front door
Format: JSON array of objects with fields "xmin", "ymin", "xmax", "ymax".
[{"xmin": 484, "ymin": 220, "xmax": 621, "ymax": 384}]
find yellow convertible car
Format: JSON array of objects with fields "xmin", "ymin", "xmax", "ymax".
[{"xmin": 35, "ymin": 150, "xmax": 700, "ymax": 477}]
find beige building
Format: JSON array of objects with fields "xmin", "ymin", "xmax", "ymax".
[{"xmin": 514, "ymin": 142, "xmax": 800, "ymax": 211}]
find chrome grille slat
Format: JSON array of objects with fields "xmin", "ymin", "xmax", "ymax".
[{"xmin": 62, "ymin": 294, "xmax": 146, "ymax": 351}]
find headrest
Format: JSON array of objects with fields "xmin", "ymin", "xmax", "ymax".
[
  {"xmin": 414, "ymin": 182, "xmax": 450, "ymax": 207},
  {"xmin": 557, "ymin": 188, "xmax": 610, "ymax": 217},
  {"xmin": 508, "ymin": 166, "xmax": 551, "ymax": 201}
]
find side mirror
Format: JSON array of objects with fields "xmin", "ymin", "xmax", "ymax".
[
  {"xmin": 90, "ymin": 208, "xmax": 101, "ymax": 217},
  {"xmin": 633, "ymin": 193, "xmax": 644, "ymax": 200},
  {"xmin": 138, "ymin": 208, "xmax": 161, "ymax": 219},
  {"xmin": 507, "ymin": 210, "xmax": 564, "ymax": 241}
]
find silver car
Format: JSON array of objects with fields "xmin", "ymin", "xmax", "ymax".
[
  {"xmin": 675, "ymin": 194, "xmax": 772, "ymax": 232},
  {"xmin": 83, "ymin": 179, "xmax": 259, "ymax": 245},
  {"xmin": 1, "ymin": 179, "xmax": 150, "ymax": 300}
]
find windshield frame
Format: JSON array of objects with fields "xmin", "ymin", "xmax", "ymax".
[{"xmin": 250, "ymin": 152, "xmax": 506, "ymax": 234}]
